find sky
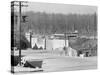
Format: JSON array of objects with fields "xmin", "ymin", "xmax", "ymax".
[{"xmin": 15, "ymin": 2, "xmax": 97, "ymax": 14}]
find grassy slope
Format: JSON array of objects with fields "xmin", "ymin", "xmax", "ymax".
[{"xmin": 69, "ymin": 37, "xmax": 97, "ymax": 51}]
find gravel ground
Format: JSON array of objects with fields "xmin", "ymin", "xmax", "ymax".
[
  {"xmin": 12, "ymin": 50, "xmax": 97, "ymax": 73},
  {"xmin": 42, "ymin": 56, "xmax": 97, "ymax": 72},
  {"xmin": 13, "ymin": 56, "xmax": 97, "ymax": 73}
]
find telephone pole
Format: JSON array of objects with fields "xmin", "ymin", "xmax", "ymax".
[
  {"xmin": 11, "ymin": 1, "xmax": 28, "ymax": 66},
  {"xmin": 64, "ymin": 24, "xmax": 67, "ymax": 55},
  {"xmin": 44, "ymin": 36, "xmax": 46, "ymax": 50},
  {"xmin": 64, "ymin": 32, "xmax": 67, "ymax": 49},
  {"xmin": 29, "ymin": 30, "xmax": 33, "ymax": 48}
]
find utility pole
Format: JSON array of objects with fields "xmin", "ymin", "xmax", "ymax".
[
  {"xmin": 44, "ymin": 35, "xmax": 46, "ymax": 50},
  {"xmin": 64, "ymin": 32, "xmax": 67, "ymax": 49},
  {"xmin": 11, "ymin": 1, "xmax": 28, "ymax": 66},
  {"xmin": 18, "ymin": 1, "xmax": 22, "ymax": 66},
  {"xmin": 29, "ymin": 30, "xmax": 32, "ymax": 48},
  {"xmin": 30, "ymin": 32, "xmax": 32, "ymax": 48},
  {"xmin": 64, "ymin": 24, "xmax": 67, "ymax": 55}
]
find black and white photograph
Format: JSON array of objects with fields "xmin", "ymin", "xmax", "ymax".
[{"xmin": 11, "ymin": 1, "xmax": 98, "ymax": 73}]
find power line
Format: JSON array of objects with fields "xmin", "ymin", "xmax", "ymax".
[{"xmin": 11, "ymin": 1, "xmax": 28, "ymax": 66}]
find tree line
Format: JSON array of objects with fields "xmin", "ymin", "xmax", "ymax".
[{"xmin": 20, "ymin": 11, "xmax": 97, "ymax": 36}]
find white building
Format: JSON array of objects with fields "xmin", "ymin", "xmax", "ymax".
[
  {"xmin": 25, "ymin": 32, "xmax": 78, "ymax": 56},
  {"xmin": 46, "ymin": 39, "xmax": 68, "ymax": 50},
  {"xmin": 25, "ymin": 33, "xmax": 69, "ymax": 50}
]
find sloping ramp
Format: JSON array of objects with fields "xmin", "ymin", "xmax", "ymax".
[{"xmin": 24, "ymin": 60, "xmax": 43, "ymax": 68}]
